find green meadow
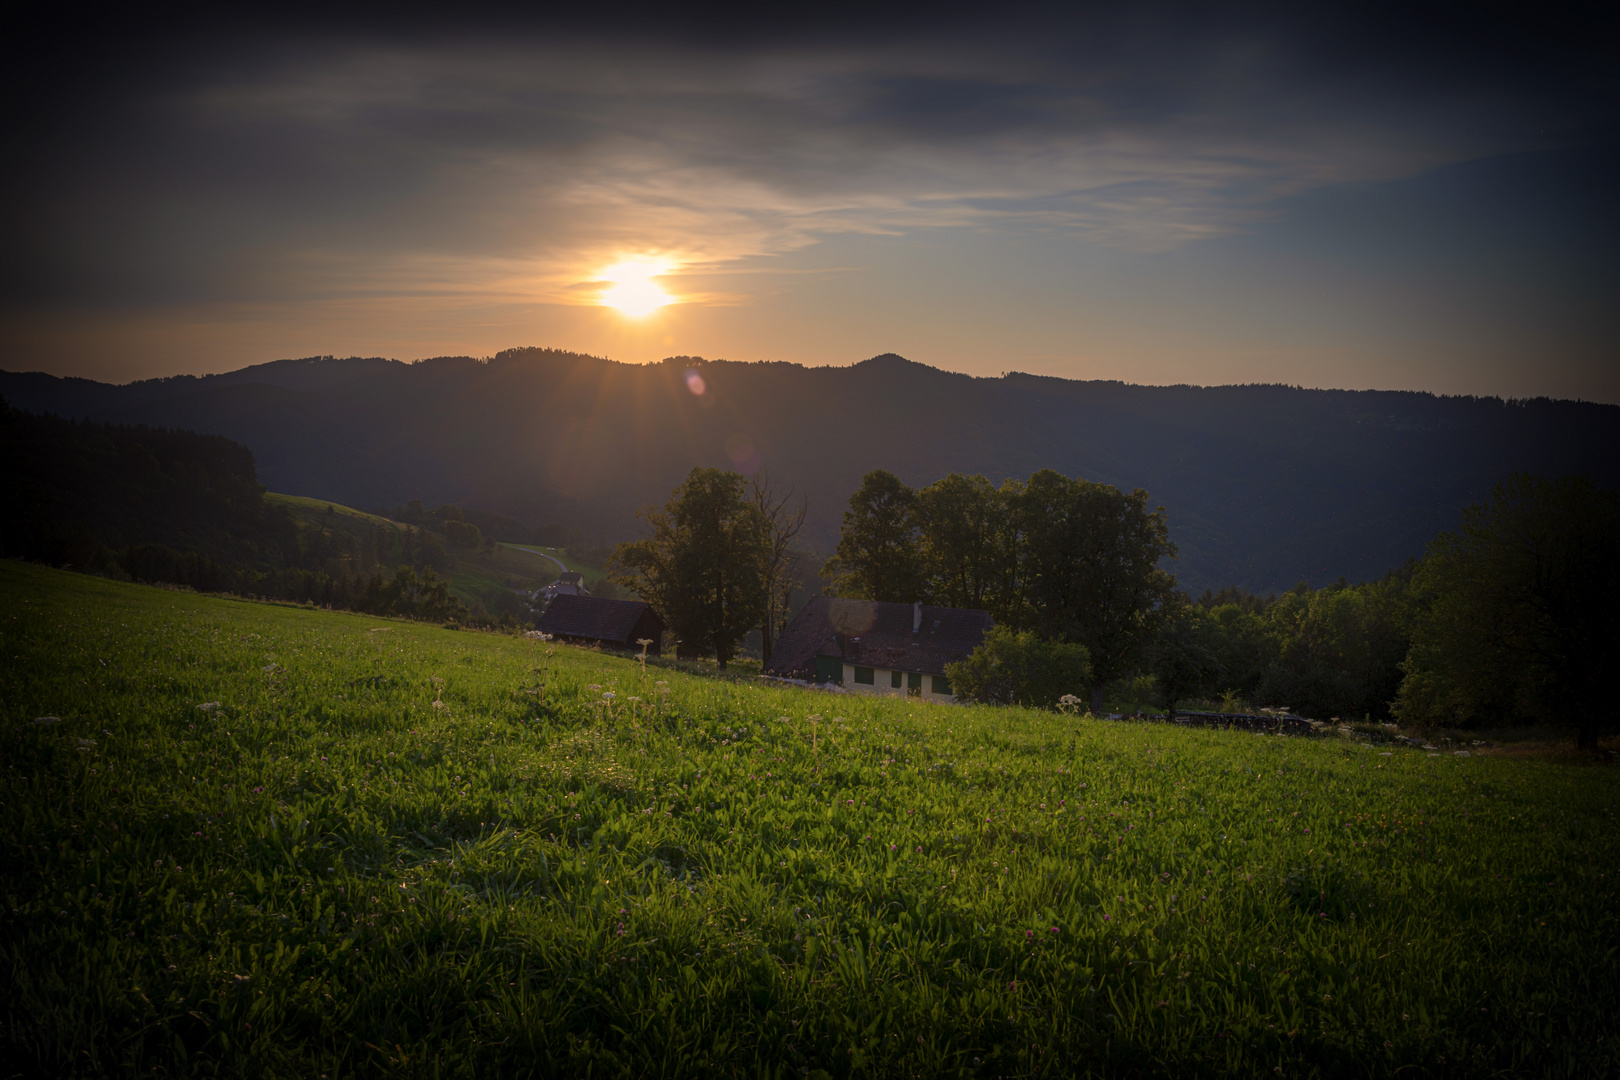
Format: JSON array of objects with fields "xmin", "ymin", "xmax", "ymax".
[
  {"xmin": 263, "ymin": 493, "xmax": 566, "ymax": 607},
  {"xmin": 2, "ymin": 562, "xmax": 1615, "ymax": 1078}
]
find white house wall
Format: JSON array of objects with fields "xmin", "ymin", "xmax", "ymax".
[{"xmin": 841, "ymin": 663, "xmax": 956, "ymax": 703}]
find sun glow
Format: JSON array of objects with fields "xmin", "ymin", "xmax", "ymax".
[{"xmin": 599, "ymin": 261, "xmax": 674, "ymax": 316}]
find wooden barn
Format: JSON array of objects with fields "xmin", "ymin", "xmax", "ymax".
[{"xmin": 536, "ymin": 594, "xmax": 666, "ymax": 654}]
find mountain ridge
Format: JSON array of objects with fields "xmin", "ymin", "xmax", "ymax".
[{"xmin": 4, "ymin": 348, "xmax": 1613, "ymax": 594}]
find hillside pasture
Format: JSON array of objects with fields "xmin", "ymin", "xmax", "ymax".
[
  {"xmin": 1, "ymin": 562, "xmax": 1614, "ymax": 1077},
  {"xmin": 266, "ymin": 493, "xmax": 560, "ymax": 607},
  {"xmin": 501, "ymin": 543, "xmax": 612, "ymax": 591}
]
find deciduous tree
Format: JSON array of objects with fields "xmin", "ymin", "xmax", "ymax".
[
  {"xmin": 1013, "ymin": 470, "xmax": 1178, "ymax": 710},
  {"xmin": 1395, "ymin": 473, "xmax": 1620, "ymax": 747},
  {"xmin": 751, "ymin": 472, "xmax": 806, "ymax": 667},
  {"xmin": 610, "ymin": 467, "xmax": 767, "ymax": 670},
  {"xmin": 1146, "ymin": 601, "xmax": 1222, "ymax": 720},
  {"xmin": 1259, "ymin": 572, "xmax": 1412, "ymax": 721},
  {"xmin": 915, "ymin": 472, "xmax": 1015, "ymax": 612},
  {"xmin": 822, "ymin": 469, "xmax": 925, "ymax": 602}
]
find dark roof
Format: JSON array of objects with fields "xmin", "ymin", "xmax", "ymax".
[
  {"xmin": 536, "ymin": 594, "xmax": 665, "ymax": 645},
  {"xmin": 764, "ymin": 597, "xmax": 992, "ymax": 680}
]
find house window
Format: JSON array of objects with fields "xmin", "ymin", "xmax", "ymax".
[
  {"xmin": 932, "ymin": 675, "xmax": 952, "ymax": 695},
  {"xmin": 890, "ymin": 670, "xmax": 902, "ymax": 688},
  {"xmin": 907, "ymin": 672, "xmax": 922, "ymax": 696},
  {"xmin": 854, "ymin": 666, "xmax": 875, "ymax": 685}
]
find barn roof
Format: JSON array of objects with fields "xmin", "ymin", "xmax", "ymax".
[
  {"xmin": 536, "ymin": 594, "xmax": 664, "ymax": 644},
  {"xmin": 765, "ymin": 597, "xmax": 992, "ymax": 680}
]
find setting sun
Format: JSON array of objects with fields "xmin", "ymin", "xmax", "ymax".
[{"xmin": 598, "ymin": 261, "xmax": 673, "ymax": 316}]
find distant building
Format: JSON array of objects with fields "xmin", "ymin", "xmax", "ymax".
[
  {"xmin": 764, "ymin": 597, "xmax": 992, "ymax": 702},
  {"xmin": 536, "ymin": 594, "xmax": 665, "ymax": 654},
  {"xmin": 540, "ymin": 571, "xmax": 588, "ymax": 601}
]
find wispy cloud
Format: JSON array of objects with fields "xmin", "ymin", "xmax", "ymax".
[{"xmin": 15, "ymin": 21, "xmax": 1589, "ymax": 315}]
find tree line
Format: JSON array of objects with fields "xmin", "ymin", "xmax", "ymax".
[
  {"xmin": 607, "ymin": 463, "xmax": 1616, "ymax": 747},
  {"xmin": 823, "ymin": 468, "xmax": 1176, "ymax": 711},
  {"xmin": 821, "ymin": 467, "xmax": 1615, "ymax": 748}
]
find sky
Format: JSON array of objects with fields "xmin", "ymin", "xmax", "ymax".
[{"xmin": 4, "ymin": 2, "xmax": 1617, "ymax": 401}]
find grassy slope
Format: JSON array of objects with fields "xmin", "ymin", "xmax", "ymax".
[
  {"xmin": 265, "ymin": 493, "xmax": 561, "ymax": 605},
  {"xmin": 502, "ymin": 543, "xmax": 612, "ymax": 590},
  {"xmin": 1, "ymin": 561, "xmax": 1615, "ymax": 1078},
  {"xmin": 439, "ymin": 545, "xmax": 561, "ymax": 603},
  {"xmin": 266, "ymin": 492, "xmax": 400, "ymax": 533}
]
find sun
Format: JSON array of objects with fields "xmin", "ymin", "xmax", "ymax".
[{"xmin": 599, "ymin": 260, "xmax": 674, "ymax": 317}]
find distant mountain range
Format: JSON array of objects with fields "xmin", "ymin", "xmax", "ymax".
[{"xmin": 4, "ymin": 349, "xmax": 1614, "ymax": 594}]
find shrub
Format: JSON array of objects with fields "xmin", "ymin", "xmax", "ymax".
[
  {"xmin": 946, "ymin": 626, "xmax": 1092, "ymax": 710},
  {"xmin": 444, "ymin": 519, "xmax": 484, "ymax": 548}
]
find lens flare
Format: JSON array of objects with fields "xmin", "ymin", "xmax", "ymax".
[{"xmin": 599, "ymin": 261, "xmax": 673, "ymax": 316}]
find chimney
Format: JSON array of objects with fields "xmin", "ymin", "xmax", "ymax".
[{"xmin": 913, "ymin": 601, "xmax": 923, "ymax": 633}]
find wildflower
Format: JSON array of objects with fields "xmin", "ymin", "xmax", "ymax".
[{"xmin": 1026, "ymin": 929, "xmax": 1035, "ymax": 940}]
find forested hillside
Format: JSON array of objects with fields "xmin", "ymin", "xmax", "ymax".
[
  {"xmin": 5, "ymin": 350, "xmax": 1615, "ymax": 592},
  {"xmin": 0, "ymin": 404, "xmax": 549, "ymax": 624},
  {"xmin": 0, "ymin": 403, "xmax": 294, "ymax": 569}
]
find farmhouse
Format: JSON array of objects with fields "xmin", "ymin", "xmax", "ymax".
[
  {"xmin": 542, "ymin": 571, "xmax": 588, "ymax": 600},
  {"xmin": 764, "ymin": 597, "xmax": 992, "ymax": 702},
  {"xmin": 535, "ymin": 594, "xmax": 666, "ymax": 654}
]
